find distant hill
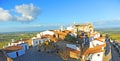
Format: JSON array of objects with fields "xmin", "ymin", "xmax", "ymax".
[{"xmin": 95, "ymin": 27, "xmax": 120, "ymax": 31}]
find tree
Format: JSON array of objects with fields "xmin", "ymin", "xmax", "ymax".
[
  {"xmin": 64, "ymin": 34, "xmax": 77, "ymax": 44},
  {"xmin": 105, "ymin": 34, "xmax": 110, "ymax": 42}
]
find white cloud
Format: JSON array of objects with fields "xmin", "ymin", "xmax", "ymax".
[
  {"xmin": 0, "ymin": 8, "xmax": 12, "ymax": 21},
  {"xmin": 0, "ymin": 3, "xmax": 40, "ymax": 22},
  {"xmin": 93, "ymin": 19, "xmax": 120, "ymax": 28},
  {"xmin": 15, "ymin": 4, "xmax": 40, "ymax": 21}
]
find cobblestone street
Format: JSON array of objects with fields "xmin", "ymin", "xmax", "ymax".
[{"xmin": 13, "ymin": 47, "xmax": 63, "ymax": 61}]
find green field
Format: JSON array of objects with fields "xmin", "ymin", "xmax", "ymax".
[
  {"xmin": 97, "ymin": 30, "xmax": 120, "ymax": 43},
  {"xmin": 108, "ymin": 32, "xmax": 120, "ymax": 43},
  {"xmin": 1, "ymin": 29, "xmax": 120, "ymax": 49},
  {"xmin": 0, "ymin": 32, "xmax": 39, "ymax": 49}
]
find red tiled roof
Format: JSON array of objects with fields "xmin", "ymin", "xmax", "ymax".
[
  {"xmin": 83, "ymin": 44, "xmax": 106, "ymax": 55},
  {"xmin": 50, "ymin": 37, "xmax": 58, "ymax": 42},
  {"xmin": 66, "ymin": 47, "xmax": 80, "ymax": 59},
  {"xmin": 66, "ymin": 47, "xmax": 80, "ymax": 54},
  {"xmin": 41, "ymin": 35, "xmax": 52, "ymax": 39},
  {"xmin": 50, "ymin": 30, "xmax": 59, "ymax": 34},
  {"xmin": 3, "ymin": 46, "xmax": 22, "ymax": 53},
  {"xmin": 51, "ymin": 30, "xmax": 69, "ymax": 35},
  {"xmin": 95, "ymin": 36, "xmax": 105, "ymax": 42}
]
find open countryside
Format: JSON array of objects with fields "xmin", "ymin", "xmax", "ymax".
[
  {"xmin": 1, "ymin": 29, "xmax": 120, "ymax": 49},
  {"xmin": 0, "ymin": 0, "xmax": 120, "ymax": 61},
  {"xmin": 0, "ymin": 23, "xmax": 120, "ymax": 61}
]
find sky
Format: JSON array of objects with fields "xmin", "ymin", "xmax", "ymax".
[{"xmin": 0, "ymin": 0, "xmax": 120, "ymax": 32}]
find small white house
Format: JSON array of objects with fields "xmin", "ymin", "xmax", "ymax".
[
  {"xmin": 32, "ymin": 37, "xmax": 40, "ymax": 47},
  {"xmin": 3, "ymin": 46, "xmax": 25, "ymax": 58},
  {"xmin": 11, "ymin": 41, "xmax": 29, "ymax": 51},
  {"xmin": 31, "ymin": 37, "xmax": 49, "ymax": 47},
  {"xmin": 40, "ymin": 30, "xmax": 55, "ymax": 36}
]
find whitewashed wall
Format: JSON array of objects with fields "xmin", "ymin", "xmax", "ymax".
[
  {"xmin": 7, "ymin": 48, "xmax": 25, "ymax": 58},
  {"xmin": 66, "ymin": 44, "xmax": 80, "ymax": 50},
  {"xmin": 88, "ymin": 52, "xmax": 104, "ymax": 61},
  {"xmin": 18, "ymin": 43, "xmax": 29, "ymax": 51},
  {"xmin": 40, "ymin": 30, "xmax": 54, "ymax": 36}
]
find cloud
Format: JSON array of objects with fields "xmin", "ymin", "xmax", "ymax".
[
  {"xmin": 93, "ymin": 19, "xmax": 120, "ymax": 28},
  {"xmin": 0, "ymin": 3, "xmax": 40, "ymax": 22},
  {"xmin": 15, "ymin": 4, "xmax": 40, "ymax": 21},
  {"xmin": 0, "ymin": 8, "xmax": 12, "ymax": 21}
]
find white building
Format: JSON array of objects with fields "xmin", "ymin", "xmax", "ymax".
[
  {"xmin": 84, "ymin": 36, "xmax": 106, "ymax": 61},
  {"xmin": 88, "ymin": 52, "xmax": 104, "ymax": 61},
  {"xmin": 3, "ymin": 46, "xmax": 25, "ymax": 58},
  {"xmin": 18, "ymin": 43, "xmax": 29, "ymax": 51},
  {"xmin": 66, "ymin": 44, "xmax": 80, "ymax": 51},
  {"xmin": 40, "ymin": 30, "xmax": 55, "ymax": 36},
  {"xmin": 36, "ymin": 33, "xmax": 41, "ymax": 38},
  {"xmin": 92, "ymin": 32, "xmax": 100, "ymax": 38},
  {"xmin": 11, "ymin": 40, "xmax": 29, "ymax": 51},
  {"xmin": 89, "ymin": 40, "xmax": 105, "ymax": 48},
  {"xmin": 66, "ymin": 26, "xmax": 74, "ymax": 31},
  {"xmin": 31, "ymin": 37, "xmax": 41, "ymax": 47},
  {"xmin": 31, "ymin": 37, "xmax": 49, "ymax": 47}
]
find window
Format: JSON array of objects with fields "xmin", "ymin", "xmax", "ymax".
[{"xmin": 97, "ymin": 54, "xmax": 100, "ymax": 56}]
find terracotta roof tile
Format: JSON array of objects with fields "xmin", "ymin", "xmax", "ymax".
[
  {"xmin": 66, "ymin": 47, "xmax": 80, "ymax": 53},
  {"xmin": 95, "ymin": 36, "xmax": 106, "ymax": 42},
  {"xmin": 3, "ymin": 46, "xmax": 22, "ymax": 53},
  {"xmin": 50, "ymin": 37, "xmax": 58, "ymax": 42},
  {"xmin": 83, "ymin": 44, "xmax": 106, "ymax": 55}
]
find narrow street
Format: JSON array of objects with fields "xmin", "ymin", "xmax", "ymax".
[
  {"xmin": 111, "ymin": 45, "xmax": 120, "ymax": 61},
  {"xmin": 13, "ymin": 41, "xmax": 120, "ymax": 61},
  {"xmin": 103, "ymin": 39, "xmax": 120, "ymax": 61}
]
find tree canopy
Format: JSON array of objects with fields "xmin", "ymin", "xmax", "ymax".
[{"xmin": 64, "ymin": 34, "xmax": 77, "ymax": 44}]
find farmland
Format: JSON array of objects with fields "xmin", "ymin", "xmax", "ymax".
[
  {"xmin": 96, "ymin": 28, "xmax": 120, "ymax": 43},
  {"xmin": 0, "ymin": 31, "xmax": 39, "ymax": 49}
]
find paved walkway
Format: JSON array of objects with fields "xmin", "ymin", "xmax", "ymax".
[
  {"xmin": 111, "ymin": 45, "xmax": 120, "ymax": 61},
  {"xmin": 13, "ymin": 47, "xmax": 63, "ymax": 61}
]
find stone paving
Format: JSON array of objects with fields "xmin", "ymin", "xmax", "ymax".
[
  {"xmin": 111, "ymin": 45, "xmax": 120, "ymax": 61},
  {"xmin": 13, "ymin": 46, "xmax": 63, "ymax": 61}
]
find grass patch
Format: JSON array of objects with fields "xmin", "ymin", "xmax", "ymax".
[
  {"xmin": 0, "ymin": 32, "xmax": 39, "ymax": 49},
  {"xmin": 97, "ymin": 30, "xmax": 120, "ymax": 43}
]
